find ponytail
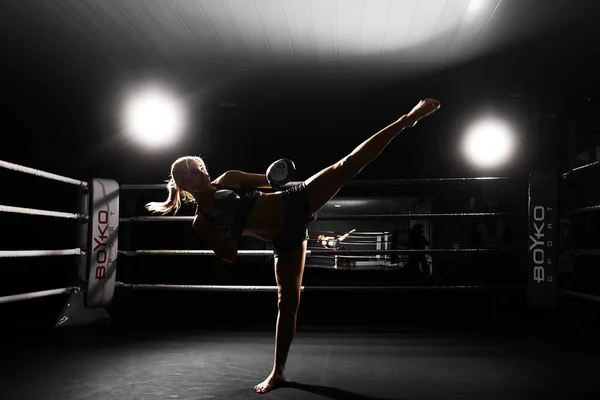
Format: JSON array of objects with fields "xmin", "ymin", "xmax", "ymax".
[
  {"xmin": 145, "ymin": 178, "xmax": 182, "ymax": 215},
  {"xmin": 145, "ymin": 156, "xmax": 201, "ymax": 215}
]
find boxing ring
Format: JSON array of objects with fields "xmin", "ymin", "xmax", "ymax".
[
  {"xmin": 2, "ymin": 158, "xmax": 600, "ymax": 399},
  {"xmin": 1, "ymin": 158, "xmax": 600, "ymax": 320}
]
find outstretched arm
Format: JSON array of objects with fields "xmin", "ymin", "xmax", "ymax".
[{"xmin": 216, "ymin": 170, "xmax": 272, "ymax": 189}]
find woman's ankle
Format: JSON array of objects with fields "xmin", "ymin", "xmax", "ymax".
[{"xmin": 396, "ymin": 114, "xmax": 416, "ymax": 128}]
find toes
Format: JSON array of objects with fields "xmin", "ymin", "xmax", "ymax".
[{"xmin": 254, "ymin": 384, "xmax": 267, "ymax": 394}]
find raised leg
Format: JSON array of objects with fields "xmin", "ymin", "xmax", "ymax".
[
  {"xmin": 254, "ymin": 240, "xmax": 307, "ymax": 394},
  {"xmin": 304, "ymin": 98, "xmax": 440, "ymax": 215}
]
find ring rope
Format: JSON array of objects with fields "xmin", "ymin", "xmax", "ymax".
[
  {"xmin": 561, "ymin": 205, "xmax": 600, "ymax": 217},
  {"xmin": 0, "ymin": 248, "xmax": 85, "ymax": 258},
  {"xmin": 0, "ymin": 204, "xmax": 86, "ymax": 220},
  {"xmin": 121, "ymin": 216, "xmax": 193, "ymax": 222},
  {"xmin": 571, "ymin": 249, "xmax": 600, "ymax": 256},
  {"xmin": 119, "ymin": 177, "xmax": 519, "ymax": 191},
  {"xmin": 120, "ymin": 212, "xmax": 518, "ymax": 224},
  {"xmin": 317, "ymin": 212, "xmax": 521, "ymax": 220},
  {"xmin": 0, "ymin": 160, "xmax": 87, "ymax": 187},
  {"xmin": 115, "ymin": 282, "xmax": 524, "ymax": 292},
  {"xmin": 0, "ymin": 286, "xmax": 79, "ymax": 304},
  {"xmin": 561, "ymin": 161, "xmax": 600, "ymax": 179},
  {"xmin": 311, "ymin": 241, "xmax": 394, "ymax": 246},
  {"xmin": 307, "ymin": 254, "xmax": 408, "ymax": 259},
  {"xmin": 559, "ymin": 289, "xmax": 600, "ymax": 304},
  {"xmin": 118, "ymin": 248, "xmax": 506, "ymax": 257},
  {"xmin": 120, "ymin": 184, "xmax": 169, "ymax": 190},
  {"xmin": 310, "ymin": 231, "xmax": 395, "ymax": 236}
]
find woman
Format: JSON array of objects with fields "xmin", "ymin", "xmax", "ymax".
[
  {"xmin": 146, "ymin": 98, "xmax": 441, "ymax": 393},
  {"xmin": 317, "ymin": 228, "xmax": 356, "ymax": 249}
]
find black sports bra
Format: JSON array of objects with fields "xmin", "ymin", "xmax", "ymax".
[{"xmin": 196, "ymin": 183, "xmax": 260, "ymax": 236}]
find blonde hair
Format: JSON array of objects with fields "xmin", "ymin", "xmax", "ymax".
[{"xmin": 145, "ymin": 156, "xmax": 206, "ymax": 215}]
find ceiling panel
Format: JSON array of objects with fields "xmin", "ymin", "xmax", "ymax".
[
  {"xmin": 380, "ymin": 0, "xmax": 419, "ymax": 63},
  {"xmin": 308, "ymin": 0, "xmax": 336, "ymax": 64},
  {"xmin": 0, "ymin": 0, "xmax": 597, "ymax": 91},
  {"xmin": 358, "ymin": 0, "xmax": 389, "ymax": 59},
  {"xmin": 403, "ymin": 0, "xmax": 445, "ymax": 58},
  {"xmin": 335, "ymin": 0, "xmax": 364, "ymax": 61},
  {"xmin": 253, "ymin": 0, "xmax": 294, "ymax": 61},
  {"xmin": 279, "ymin": 0, "xmax": 315, "ymax": 61},
  {"xmin": 89, "ymin": 0, "xmax": 156, "ymax": 57},
  {"xmin": 448, "ymin": 0, "xmax": 501, "ymax": 59},
  {"xmin": 196, "ymin": 0, "xmax": 248, "ymax": 60},
  {"xmin": 142, "ymin": 0, "xmax": 199, "ymax": 59},
  {"xmin": 225, "ymin": 0, "xmax": 272, "ymax": 60},
  {"xmin": 169, "ymin": 0, "xmax": 223, "ymax": 59},
  {"xmin": 419, "ymin": 0, "xmax": 471, "ymax": 63}
]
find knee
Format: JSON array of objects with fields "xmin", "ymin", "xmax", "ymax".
[
  {"xmin": 336, "ymin": 155, "xmax": 361, "ymax": 179},
  {"xmin": 277, "ymin": 290, "xmax": 301, "ymax": 311}
]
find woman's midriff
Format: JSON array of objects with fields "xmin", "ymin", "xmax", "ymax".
[{"xmin": 243, "ymin": 191, "xmax": 284, "ymax": 241}]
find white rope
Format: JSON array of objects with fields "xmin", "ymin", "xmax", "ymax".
[
  {"xmin": 120, "ymin": 184, "xmax": 168, "ymax": 190},
  {"xmin": 0, "ymin": 205, "xmax": 85, "ymax": 220},
  {"xmin": 0, "ymin": 160, "xmax": 87, "ymax": 187},
  {"xmin": 120, "ymin": 213, "xmax": 515, "ymax": 223},
  {"xmin": 119, "ymin": 177, "xmax": 516, "ymax": 191},
  {"xmin": 118, "ymin": 249, "xmax": 272, "ymax": 256},
  {"xmin": 120, "ymin": 216, "xmax": 193, "ymax": 222},
  {"xmin": 561, "ymin": 161, "xmax": 600, "ymax": 179},
  {"xmin": 116, "ymin": 282, "xmax": 523, "ymax": 292},
  {"xmin": 118, "ymin": 248, "xmax": 505, "ymax": 257},
  {"xmin": 559, "ymin": 289, "xmax": 600, "ymax": 304},
  {"xmin": 572, "ymin": 249, "xmax": 600, "ymax": 256},
  {"xmin": 562, "ymin": 205, "xmax": 600, "ymax": 217},
  {"xmin": 311, "ymin": 231, "xmax": 393, "ymax": 236},
  {"xmin": 0, "ymin": 248, "xmax": 84, "ymax": 258},
  {"xmin": 0, "ymin": 287, "xmax": 78, "ymax": 304}
]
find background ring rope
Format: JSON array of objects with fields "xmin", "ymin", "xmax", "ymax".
[
  {"xmin": 559, "ymin": 289, "xmax": 600, "ymax": 304},
  {"xmin": 572, "ymin": 249, "xmax": 600, "ymax": 256},
  {"xmin": 0, "ymin": 160, "xmax": 87, "ymax": 187},
  {"xmin": 118, "ymin": 248, "xmax": 507, "ymax": 257},
  {"xmin": 119, "ymin": 177, "xmax": 520, "ymax": 191},
  {"xmin": 561, "ymin": 205, "xmax": 600, "ymax": 217},
  {"xmin": 115, "ymin": 282, "xmax": 524, "ymax": 292},
  {"xmin": 0, "ymin": 249, "xmax": 85, "ymax": 258},
  {"xmin": 561, "ymin": 160, "xmax": 600, "ymax": 179},
  {"xmin": 0, "ymin": 287, "xmax": 80, "ymax": 304},
  {"xmin": 120, "ymin": 212, "xmax": 519, "ymax": 223},
  {"xmin": 0, "ymin": 205, "xmax": 86, "ymax": 220}
]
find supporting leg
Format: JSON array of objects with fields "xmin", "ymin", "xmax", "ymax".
[{"xmin": 254, "ymin": 241, "xmax": 307, "ymax": 394}]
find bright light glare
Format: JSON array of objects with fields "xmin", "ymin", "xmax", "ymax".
[
  {"xmin": 124, "ymin": 89, "xmax": 184, "ymax": 148},
  {"xmin": 467, "ymin": 0, "xmax": 487, "ymax": 15},
  {"xmin": 462, "ymin": 119, "xmax": 515, "ymax": 168}
]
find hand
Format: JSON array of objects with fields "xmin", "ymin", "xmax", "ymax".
[
  {"xmin": 266, "ymin": 158, "xmax": 296, "ymax": 189},
  {"xmin": 213, "ymin": 189, "xmax": 240, "ymax": 239}
]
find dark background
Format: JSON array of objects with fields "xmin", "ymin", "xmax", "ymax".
[{"xmin": 1, "ymin": 0, "xmax": 599, "ymax": 333}]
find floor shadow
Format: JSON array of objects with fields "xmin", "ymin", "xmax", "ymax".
[{"xmin": 280, "ymin": 381, "xmax": 399, "ymax": 400}]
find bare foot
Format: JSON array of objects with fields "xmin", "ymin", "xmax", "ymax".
[
  {"xmin": 254, "ymin": 372, "xmax": 286, "ymax": 394},
  {"xmin": 402, "ymin": 98, "xmax": 441, "ymax": 127}
]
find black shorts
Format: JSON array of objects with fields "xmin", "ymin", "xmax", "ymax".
[{"xmin": 270, "ymin": 183, "xmax": 316, "ymax": 258}]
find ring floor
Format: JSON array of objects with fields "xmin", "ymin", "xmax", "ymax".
[{"xmin": 2, "ymin": 322, "xmax": 599, "ymax": 400}]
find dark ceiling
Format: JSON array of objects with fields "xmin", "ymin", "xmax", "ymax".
[{"xmin": 1, "ymin": 0, "xmax": 599, "ymax": 184}]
